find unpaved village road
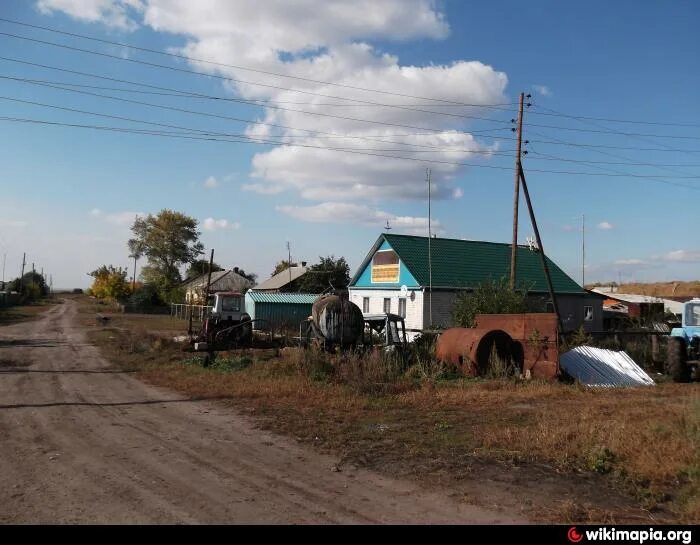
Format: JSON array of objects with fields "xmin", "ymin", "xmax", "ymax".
[{"xmin": 0, "ymin": 301, "xmax": 524, "ymax": 524}]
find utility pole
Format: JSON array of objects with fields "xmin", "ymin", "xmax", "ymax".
[
  {"xmin": 510, "ymin": 92, "xmax": 526, "ymax": 289},
  {"xmin": 204, "ymin": 248, "xmax": 215, "ymax": 301},
  {"xmin": 426, "ymin": 168, "xmax": 433, "ymax": 328},
  {"xmin": 581, "ymin": 214, "xmax": 586, "ymax": 288},
  {"xmin": 287, "ymin": 241, "xmax": 292, "ymax": 289},
  {"xmin": 518, "ymin": 164, "xmax": 565, "ymax": 347},
  {"xmin": 32, "ymin": 262, "xmax": 35, "ymax": 294},
  {"xmin": 2, "ymin": 252, "xmax": 5, "ymax": 286},
  {"xmin": 19, "ymin": 252, "xmax": 25, "ymax": 294},
  {"xmin": 131, "ymin": 253, "xmax": 138, "ymax": 293}
]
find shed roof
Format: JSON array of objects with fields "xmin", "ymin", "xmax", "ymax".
[
  {"xmin": 255, "ymin": 265, "xmax": 309, "ymax": 291},
  {"xmin": 182, "ymin": 270, "xmax": 254, "ymax": 291},
  {"xmin": 246, "ymin": 291, "xmax": 319, "ymax": 304},
  {"xmin": 350, "ymin": 234, "xmax": 584, "ymax": 294}
]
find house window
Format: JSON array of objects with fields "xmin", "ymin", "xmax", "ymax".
[
  {"xmin": 398, "ymin": 298, "xmax": 406, "ymax": 318},
  {"xmin": 584, "ymin": 305, "xmax": 593, "ymax": 321},
  {"xmin": 383, "ymin": 298, "xmax": 391, "ymax": 313},
  {"xmin": 362, "ymin": 297, "xmax": 370, "ymax": 313}
]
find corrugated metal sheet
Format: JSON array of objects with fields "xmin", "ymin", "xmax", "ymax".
[
  {"xmin": 246, "ymin": 292, "xmax": 319, "ymax": 304},
  {"xmin": 245, "ymin": 292, "xmax": 319, "ymax": 330},
  {"xmin": 560, "ymin": 346, "xmax": 655, "ymax": 387},
  {"xmin": 254, "ymin": 266, "xmax": 309, "ymax": 291}
]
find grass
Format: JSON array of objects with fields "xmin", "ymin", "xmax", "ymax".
[
  {"xmin": 80, "ymin": 298, "xmax": 700, "ymax": 523},
  {"xmin": 0, "ymin": 297, "xmax": 61, "ymax": 326}
]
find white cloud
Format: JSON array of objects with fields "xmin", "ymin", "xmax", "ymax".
[
  {"xmin": 597, "ymin": 221, "xmax": 613, "ymax": 230},
  {"xmin": 276, "ymin": 202, "xmax": 440, "ymax": 235},
  {"xmin": 89, "ymin": 208, "xmax": 102, "ymax": 216},
  {"xmin": 203, "ymin": 175, "xmax": 218, "ymax": 189},
  {"xmin": 532, "ymin": 84, "xmax": 551, "ymax": 97},
  {"xmin": 104, "ymin": 211, "xmax": 142, "ymax": 225},
  {"xmin": 44, "ymin": 1, "xmax": 509, "ymax": 208},
  {"xmin": 452, "ymin": 187, "xmax": 464, "ymax": 199},
  {"xmin": 614, "ymin": 259, "xmax": 647, "ymax": 266},
  {"xmin": 37, "ymin": 0, "xmax": 144, "ymax": 31},
  {"xmin": 0, "ymin": 219, "xmax": 28, "ymax": 228},
  {"xmin": 663, "ymin": 249, "xmax": 700, "ymax": 263},
  {"xmin": 202, "ymin": 217, "xmax": 240, "ymax": 231}
]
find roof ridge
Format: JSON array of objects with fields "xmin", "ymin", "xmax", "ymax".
[{"xmin": 384, "ymin": 233, "xmax": 532, "ymax": 248}]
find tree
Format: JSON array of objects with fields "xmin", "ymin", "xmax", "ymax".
[
  {"xmin": 452, "ymin": 277, "xmax": 538, "ymax": 328},
  {"xmin": 128, "ymin": 210, "xmax": 204, "ymax": 300},
  {"xmin": 271, "ymin": 260, "xmax": 292, "ymax": 277},
  {"xmin": 7, "ymin": 271, "xmax": 48, "ymax": 299},
  {"xmin": 298, "ymin": 256, "xmax": 350, "ymax": 293},
  {"xmin": 185, "ymin": 259, "xmax": 223, "ymax": 280},
  {"xmin": 87, "ymin": 265, "xmax": 130, "ymax": 301}
]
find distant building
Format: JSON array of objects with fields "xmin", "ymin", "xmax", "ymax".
[
  {"xmin": 254, "ymin": 263, "xmax": 309, "ymax": 292},
  {"xmin": 349, "ymin": 233, "xmax": 602, "ymax": 339},
  {"xmin": 589, "ymin": 287, "xmax": 683, "ymax": 323},
  {"xmin": 182, "ymin": 269, "xmax": 255, "ymax": 304}
]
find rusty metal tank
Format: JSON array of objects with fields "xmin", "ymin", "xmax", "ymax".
[
  {"xmin": 435, "ymin": 313, "xmax": 559, "ymax": 380},
  {"xmin": 311, "ymin": 294, "xmax": 364, "ymax": 347}
]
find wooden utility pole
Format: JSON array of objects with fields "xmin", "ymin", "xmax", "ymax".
[
  {"xmin": 19, "ymin": 252, "xmax": 25, "ymax": 294},
  {"xmin": 427, "ymin": 168, "xmax": 433, "ymax": 327},
  {"xmin": 581, "ymin": 214, "xmax": 586, "ymax": 288},
  {"xmin": 32, "ymin": 262, "xmax": 35, "ymax": 293},
  {"xmin": 204, "ymin": 248, "xmax": 215, "ymax": 301},
  {"xmin": 287, "ymin": 241, "xmax": 292, "ymax": 289},
  {"xmin": 518, "ymin": 164, "xmax": 565, "ymax": 346},
  {"xmin": 510, "ymin": 92, "xmax": 525, "ymax": 289}
]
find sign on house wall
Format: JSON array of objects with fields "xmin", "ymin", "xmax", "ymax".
[{"xmin": 371, "ymin": 250, "xmax": 400, "ymax": 283}]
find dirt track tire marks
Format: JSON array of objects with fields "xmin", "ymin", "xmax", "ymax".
[{"xmin": 0, "ymin": 300, "xmax": 524, "ymax": 524}]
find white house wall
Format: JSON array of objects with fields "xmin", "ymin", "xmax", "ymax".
[{"xmin": 349, "ymin": 288, "xmax": 424, "ymax": 340}]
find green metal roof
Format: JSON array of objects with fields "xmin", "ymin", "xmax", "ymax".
[
  {"xmin": 350, "ymin": 234, "xmax": 584, "ymax": 294},
  {"xmin": 245, "ymin": 291, "xmax": 320, "ymax": 304}
]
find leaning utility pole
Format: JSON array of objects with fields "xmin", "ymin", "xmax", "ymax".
[
  {"xmin": 204, "ymin": 248, "xmax": 215, "ymax": 300},
  {"xmin": 518, "ymin": 164, "xmax": 565, "ymax": 346},
  {"xmin": 510, "ymin": 92, "xmax": 525, "ymax": 289},
  {"xmin": 287, "ymin": 241, "xmax": 292, "ymax": 289}
]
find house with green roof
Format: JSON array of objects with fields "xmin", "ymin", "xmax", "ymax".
[{"xmin": 348, "ymin": 233, "xmax": 602, "ymax": 338}]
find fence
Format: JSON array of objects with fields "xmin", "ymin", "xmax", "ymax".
[{"xmin": 171, "ymin": 303, "xmax": 212, "ymax": 322}]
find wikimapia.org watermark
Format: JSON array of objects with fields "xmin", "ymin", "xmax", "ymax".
[{"xmin": 568, "ymin": 527, "xmax": 693, "ymax": 544}]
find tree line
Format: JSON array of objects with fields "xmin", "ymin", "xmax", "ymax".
[{"xmin": 86, "ymin": 209, "xmax": 350, "ymax": 306}]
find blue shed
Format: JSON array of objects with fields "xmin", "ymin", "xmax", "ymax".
[{"xmin": 245, "ymin": 291, "xmax": 319, "ymax": 330}]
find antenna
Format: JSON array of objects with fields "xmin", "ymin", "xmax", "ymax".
[{"xmin": 384, "ymin": 220, "xmax": 392, "ymax": 231}]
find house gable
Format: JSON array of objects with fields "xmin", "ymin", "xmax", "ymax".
[{"xmin": 351, "ymin": 237, "xmax": 420, "ymax": 289}]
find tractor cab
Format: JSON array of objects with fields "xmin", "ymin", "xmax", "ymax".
[
  {"xmin": 362, "ymin": 313, "xmax": 408, "ymax": 351},
  {"xmin": 208, "ymin": 291, "xmax": 246, "ymax": 322},
  {"xmin": 667, "ymin": 298, "xmax": 700, "ymax": 382}
]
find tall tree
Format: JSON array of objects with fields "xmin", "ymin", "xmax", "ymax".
[
  {"xmin": 298, "ymin": 256, "xmax": 350, "ymax": 293},
  {"xmin": 128, "ymin": 210, "xmax": 203, "ymax": 298},
  {"xmin": 87, "ymin": 265, "xmax": 130, "ymax": 301},
  {"xmin": 185, "ymin": 259, "xmax": 223, "ymax": 280}
]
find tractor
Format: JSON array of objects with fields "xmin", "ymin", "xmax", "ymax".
[
  {"xmin": 192, "ymin": 291, "xmax": 253, "ymax": 366},
  {"xmin": 666, "ymin": 298, "xmax": 700, "ymax": 382}
]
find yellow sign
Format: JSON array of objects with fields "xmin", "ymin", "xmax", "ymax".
[{"xmin": 372, "ymin": 264, "xmax": 399, "ymax": 283}]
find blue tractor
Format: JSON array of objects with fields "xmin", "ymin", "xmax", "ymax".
[{"xmin": 667, "ymin": 298, "xmax": 700, "ymax": 382}]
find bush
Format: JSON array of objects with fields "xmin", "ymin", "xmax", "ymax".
[{"xmin": 452, "ymin": 276, "xmax": 538, "ymax": 328}]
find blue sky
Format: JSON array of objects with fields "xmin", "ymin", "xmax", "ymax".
[{"xmin": 0, "ymin": 0, "xmax": 698, "ymax": 289}]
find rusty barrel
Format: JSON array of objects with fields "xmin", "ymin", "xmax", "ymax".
[{"xmin": 311, "ymin": 294, "xmax": 364, "ymax": 347}]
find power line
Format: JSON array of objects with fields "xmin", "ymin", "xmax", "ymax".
[
  {"xmin": 0, "ymin": 16, "xmax": 518, "ymax": 109},
  {"xmin": 527, "ymin": 134, "xmax": 700, "ymax": 153},
  {"xmin": 527, "ymin": 103, "xmax": 700, "ymax": 129},
  {"xmin": 3, "ymin": 111, "xmax": 700, "ymax": 189},
  {"xmin": 0, "ymin": 30, "xmax": 514, "ymax": 124},
  {"xmin": 5, "ymin": 74, "xmax": 507, "ymax": 137},
  {"xmin": 525, "ymin": 151, "xmax": 700, "ymax": 168}
]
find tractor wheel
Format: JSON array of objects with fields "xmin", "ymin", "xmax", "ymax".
[{"xmin": 667, "ymin": 337, "xmax": 690, "ymax": 383}]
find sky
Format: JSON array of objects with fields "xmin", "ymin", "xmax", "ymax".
[{"xmin": 0, "ymin": 0, "xmax": 698, "ymax": 289}]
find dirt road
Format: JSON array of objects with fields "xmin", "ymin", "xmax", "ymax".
[{"xmin": 0, "ymin": 300, "xmax": 523, "ymax": 524}]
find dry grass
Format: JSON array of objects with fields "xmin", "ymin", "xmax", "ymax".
[
  {"xmin": 82, "ymin": 300, "xmax": 700, "ymax": 523},
  {"xmin": 0, "ymin": 297, "xmax": 61, "ymax": 325},
  {"xmin": 609, "ymin": 281, "xmax": 700, "ymax": 298}
]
